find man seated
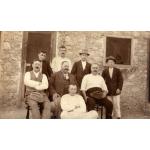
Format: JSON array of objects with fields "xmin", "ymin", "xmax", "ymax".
[
  {"xmin": 81, "ymin": 63, "xmax": 113, "ymax": 119},
  {"xmin": 24, "ymin": 59, "xmax": 51, "ymax": 119},
  {"xmin": 49, "ymin": 61, "xmax": 77, "ymax": 118},
  {"xmin": 61, "ymin": 84, "xmax": 98, "ymax": 119}
]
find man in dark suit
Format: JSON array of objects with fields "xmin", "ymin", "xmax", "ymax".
[
  {"xmin": 49, "ymin": 61, "xmax": 77, "ymax": 118},
  {"xmin": 71, "ymin": 49, "xmax": 91, "ymax": 88},
  {"xmin": 102, "ymin": 56, "xmax": 123, "ymax": 119}
]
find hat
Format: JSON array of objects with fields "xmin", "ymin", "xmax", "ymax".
[
  {"xmin": 106, "ymin": 56, "xmax": 116, "ymax": 63},
  {"xmin": 86, "ymin": 87, "xmax": 104, "ymax": 100},
  {"xmin": 79, "ymin": 49, "xmax": 90, "ymax": 56}
]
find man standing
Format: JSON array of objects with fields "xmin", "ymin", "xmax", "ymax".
[
  {"xmin": 61, "ymin": 84, "xmax": 98, "ymax": 119},
  {"xmin": 38, "ymin": 50, "xmax": 53, "ymax": 79},
  {"xmin": 24, "ymin": 60, "xmax": 51, "ymax": 119},
  {"xmin": 81, "ymin": 63, "xmax": 113, "ymax": 119},
  {"xmin": 71, "ymin": 49, "xmax": 91, "ymax": 88},
  {"xmin": 51, "ymin": 45, "xmax": 72, "ymax": 73},
  {"xmin": 102, "ymin": 56, "xmax": 123, "ymax": 119},
  {"xmin": 50, "ymin": 61, "xmax": 77, "ymax": 118}
]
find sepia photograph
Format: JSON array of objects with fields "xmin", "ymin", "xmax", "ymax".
[
  {"xmin": 0, "ymin": 31, "xmax": 149, "ymax": 119},
  {"xmin": 1, "ymin": 0, "xmax": 150, "ymax": 150}
]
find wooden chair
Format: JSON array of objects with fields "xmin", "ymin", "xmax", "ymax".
[{"xmin": 95, "ymin": 104, "xmax": 104, "ymax": 119}]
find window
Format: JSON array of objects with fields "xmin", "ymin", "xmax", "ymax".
[{"xmin": 106, "ymin": 37, "xmax": 132, "ymax": 65}]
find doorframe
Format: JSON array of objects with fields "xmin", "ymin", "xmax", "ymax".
[{"xmin": 19, "ymin": 31, "xmax": 57, "ymax": 105}]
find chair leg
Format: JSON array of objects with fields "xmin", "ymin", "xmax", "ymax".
[
  {"xmin": 26, "ymin": 106, "xmax": 30, "ymax": 119},
  {"xmin": 101, "ymin": 107, "xmax": 103, "ymax": 119}
]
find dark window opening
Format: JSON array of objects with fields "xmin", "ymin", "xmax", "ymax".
[{"xmin": 106, "ymin": 37, "xmax": 132, "ymax": 65}]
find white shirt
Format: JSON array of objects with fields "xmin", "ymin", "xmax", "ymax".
[
  {"xmin": 81, "ymin": 61, "xmax": 86, "ymax": 70},
  {"xmin": 51, "ymin": 56, "xmax": 72, "ymax": 73},
  {"xmin": 24, "ymin": 71, "xmax": 48, "ymax": 90},
  {"xmin": 81, "ymin": 74, "xmax": 108, "ymax": 92},
  {"xmin": 109, "ymin": 68, "xmax": 113, "ymax": 78},
  {"xmin": 61, "ymin": 94, "xmax": 86, "ymax": 113}
]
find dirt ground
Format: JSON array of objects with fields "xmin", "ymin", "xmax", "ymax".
[{"xmin": 0, "ymin": 107, "xmax": 149, "ymax": 119}]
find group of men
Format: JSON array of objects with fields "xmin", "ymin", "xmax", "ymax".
[{"xmin": 24, "ymin": 45, "xmax": 123, "ymax": 119}]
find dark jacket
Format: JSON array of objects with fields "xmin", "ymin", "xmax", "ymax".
[
  {"xmin": 49, "ymin": 71, "xmax": 78, "ymax": 96},
  {"xmin": 102, "ymin": 67, "xmax": 123, "ymax": 96},
  {"xmin": 41, "ymin": 60, "xmax": 53, "ymax": 79},
  {"xmin": 71, "ymin": 60, "xmax": 91, "ymax": 87}
]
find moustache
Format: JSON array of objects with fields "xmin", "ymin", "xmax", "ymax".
[{"xmin": 35, "ymin": 67, "xmax": 40, "ymax": 69}]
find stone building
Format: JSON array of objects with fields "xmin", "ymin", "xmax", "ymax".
[{"xmin": 0, "ymin": 31, "xmax": 150, "ymax": 118}]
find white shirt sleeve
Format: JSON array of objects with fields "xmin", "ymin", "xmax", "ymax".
[
  {"xmin": 61, "ymin": 95, "xmax": 75, "ymax": 111},
  {"xmin": 80, "ymin": 75, "xmax": 87, "ymax": 91},
  {"xmin": 101, "ymin": 77, "xmax": 108, "ymax": 92},
  {"xmin": 35, "ymin": 74, "xmax": 48, "ymax": 90},
  {"xmin": 24, "ymin": 72, "xmax": 40, "ymax": 88}
]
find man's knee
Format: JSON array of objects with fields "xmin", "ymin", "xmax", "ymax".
[
  {"xmin": 27, "ymin": 100, "xmax": 38, "ymax": 109},
  {"xmin": 44, "ymin": 101, "xmax": 51, "ymax": 110}
]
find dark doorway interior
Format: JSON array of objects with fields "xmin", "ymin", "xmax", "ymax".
[{"xmin": 26, "ymin": 32, "xmax": 51, "ymax": 71}]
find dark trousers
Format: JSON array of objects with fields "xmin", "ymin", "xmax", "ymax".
[{"xmin": 86, "ymin": 97, "xmax": 113, "ymax": 119}]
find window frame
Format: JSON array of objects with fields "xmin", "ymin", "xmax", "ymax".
[{"xmin": 103, "ymin": 35, "xmax": 135, "ymax": 69}]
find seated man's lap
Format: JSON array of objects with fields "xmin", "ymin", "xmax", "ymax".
[{"xmin": 86, "ymin": 97, "xmax": 113, "ymax": 110}]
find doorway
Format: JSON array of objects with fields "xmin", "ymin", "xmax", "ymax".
[{"xmin": 19, "ymin": 31, "xmax": 56, "ymax": 105}]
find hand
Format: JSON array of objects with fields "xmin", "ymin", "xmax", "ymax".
[
  {"xmin": 75, "ymin": 106, "xmax": 80, "ymax": 109},
  {"xmin": 101, "ymin": 91, "xmax": 107, "ymax": 98},
  {"xmin": 116, "ymin": 89, "xmax": 121, "ymax": 94},
  {"xmin": 84, "ymin": 96, "xmax": 88, "ymax": 103},
  {"xmin": 53, "ymin": 93, "xmax": 60, "ymax": 100},
  {"xmin": 35, "ymin": 86, "xmax": 40, "ymax": 91}
]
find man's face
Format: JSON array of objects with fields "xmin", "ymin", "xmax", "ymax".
[
  {"xmin": 80, "ymin": 53, "xmax": 88, "ymax": 61},
  {"xmin": 91, "ymin": 64, "xmax": 99, "ymax": 74},
  {"xmin": 59, "ymin": 48, "xmax": 66, "ymax": 57},
  {"xmin": 61, "ymin": 62, "xmax": 69, "ymax": 73},
  {"xmin": 69, "ymin": 85, "xmax": 77, "ymax": 95},
  {"xmin": 38, "ymin": 52, "xmax": 46, "ymax": 61},
  {"xmin": 32, "ymin": 61, "xmax": 41, "ymax": 72},
  {"xmin": 107, "ymin": 60, "xmax": 115, "ymax": 68}
]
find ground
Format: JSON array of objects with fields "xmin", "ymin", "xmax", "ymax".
[{"xmin": 0, "ymin": 107, "xmax": 150, "ymax": 119}]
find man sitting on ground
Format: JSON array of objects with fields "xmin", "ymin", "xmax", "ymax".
[{"xmin": 61, "ymin": 84, "xmax": 98, "ymax": 119}]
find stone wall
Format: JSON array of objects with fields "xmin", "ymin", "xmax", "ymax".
[
  {"xmin": 0, "ymin": 32, "xmax": 23, "ymax": 108},
  {"xmin": 56, "ymin": 31, "xmax": 150, "ymax": 116}
]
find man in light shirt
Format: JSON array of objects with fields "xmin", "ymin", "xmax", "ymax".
[
  {"xmin": 61, "ymin": 84, "xmax": 98, "ymax": 119},
  {"xmin": 81, "ymin": 63, "xmax": 113, "ymax": 119},
  {"xmin": 24, "ymin": 60, "xmax": 51, "ymax": 119},
  {"xmin": 51, "ymin": 45, "xmax": 72, "ymax": 73}
]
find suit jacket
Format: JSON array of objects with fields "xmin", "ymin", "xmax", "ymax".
[
  {"xmin": 41, "ymin": 60, "xmax": 53, "ymax": 79},
  {"xmin": 50, "ymin": 71, "xmax": 78, "ymax": 96},
  {"xmin": 71, "ymin": 60, "xmax": 91, "ymax": 87},
  {"xmin": 102, "ymin": 67, "xmax": 123, "ymax": 96}
]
